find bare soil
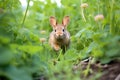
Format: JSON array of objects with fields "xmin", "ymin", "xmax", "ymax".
[{"xmin": 73, "ymin": 60, "xmax": 120, "ymax": 80}]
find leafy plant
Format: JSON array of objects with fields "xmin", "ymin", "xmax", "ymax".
[{"xmin": 0, "ymin": 0, "xmax": 120, "ymax": 80}]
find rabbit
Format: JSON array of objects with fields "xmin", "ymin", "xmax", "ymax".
[{"xmin": 49, "ymin": 16, "xmax": 70, "ymax": 52}]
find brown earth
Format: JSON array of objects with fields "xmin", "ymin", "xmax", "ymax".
[{"xmin": 73, "ymin": 59, "xmax": 120, "ymax": 80}]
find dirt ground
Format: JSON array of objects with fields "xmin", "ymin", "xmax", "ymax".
[{"xmin": 73, "ymin": 59, "xmax": 120, "ymax": 80}]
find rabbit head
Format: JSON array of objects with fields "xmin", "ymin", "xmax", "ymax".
[{"xmin": 49, "ymin": 16, "xmax": 70, "ymax": 40}]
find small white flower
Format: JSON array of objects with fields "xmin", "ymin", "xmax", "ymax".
[
  {"xmin": 40, "ymin": 30, "xmax": 46, "ymax": 34},
  {"xmin": 40, "ymin": 38, "xmax": 46, "ymax": 43},
  {"xmin": 80, "ymin": 3, "xmax": 88, "ymax": 8},
  {"xmin": 94, "ymin": 14, "xmax": 104, "ymax": 21}
]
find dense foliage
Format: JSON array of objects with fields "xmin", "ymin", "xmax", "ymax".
[{"xmin": 0, "ymin": 0, "xmax": 120, "ymax": 80}]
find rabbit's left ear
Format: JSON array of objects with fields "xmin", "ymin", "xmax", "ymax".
[{"xmin": 62, "ymin": 16, "xmax": 70, "ymax": 27}]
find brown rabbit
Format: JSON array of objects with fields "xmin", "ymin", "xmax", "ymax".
[{"xmin": 49, "ymin": 16, "xmax": 70, "ymax": 52}]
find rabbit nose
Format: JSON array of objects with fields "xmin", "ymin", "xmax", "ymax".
[{"xmin": 56, "ymin": 32, "xmax": 63, "ymax": 36}]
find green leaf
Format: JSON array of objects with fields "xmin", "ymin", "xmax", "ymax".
[
  {"xmin": 0, "ymin": 36, "xmax": 10, "ymax": 44},
  {"xmin": 92, "ymin": 49, "xmax": 104, "ymax": 58},
  {"xmin": 86, "ymin": 42, "xmax": 99, "ymax": 54},
  {"xmin": 18, "ymin": 45, "xmax": 43, "ymax": 54},
  {"xmin": 6, "ymin": 66, "xmax": 32, "ymax": 80},
  {"xmin": 99, "ymin": 57, "xmax": 112, "ymax": 64},
  {"xmin": 64, "ymin": 49, "xmax": 78, "ymax": 61},
  {"xmin": 75, "ymin": 29, "xmax": 86, "ymax": 37},
  {"xmin": 0, "ymin": 47, "xmax": 13, "ymax": 66},
  {"xmin": 106, "ymin": 48, "xmax": 120, "ymax": 57}
]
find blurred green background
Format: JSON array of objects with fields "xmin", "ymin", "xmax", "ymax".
[{"xmin": 0, "ymin": 0, "xmax": 120, "ymax": 80}]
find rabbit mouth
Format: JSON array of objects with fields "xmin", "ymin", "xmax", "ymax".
[
  {"xmin": 56, "ymin": 36, "xmax": 64, "ymax": 39},
  {"xmin": 55, "ymin": 35, "xmax": 65, "ymax": 40}
]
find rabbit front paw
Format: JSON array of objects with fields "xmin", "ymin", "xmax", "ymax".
[{"xmin": 54, "ymin": 45, "xmax": 60, "ymax": 51}]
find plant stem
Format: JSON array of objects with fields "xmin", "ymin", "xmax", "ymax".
[
  {"xmin": 57, "ymin": 50, "xmax": 62, "ymax": 60},
  {"xmin": 97, "ymin": 0, "xmax": 100, "ymax": 14},
  {"xmin": 21, "ymin": 0, "xmax": 30, "ymax": 27},
  {"xmin": 110, "ymin": 0, "xmax": 114, "ymax": 34},
  {"xmin": 81, "ymin": 0, "xmax": 86, "ymax": 22},
  {"xmin": 81, "ymin": 9, "xmax": 86, "ymax": 22}
]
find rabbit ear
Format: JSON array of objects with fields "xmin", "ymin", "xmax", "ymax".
[
  {"xmin": 49, "ymin": 16, "xmax": 57, "ymax": 28},
  {"xmin": 62, "ymin": 16, "xmax": 70, "ymax": 27}
]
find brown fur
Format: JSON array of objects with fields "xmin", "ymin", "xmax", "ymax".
[{"xmin": 49, "ymin": 16, "xmax": 70, "ymax": 52}]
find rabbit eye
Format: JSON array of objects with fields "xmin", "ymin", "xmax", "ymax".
[
  {"xmin": 54, "ymin": 29, "xmax": 56, "ymax": 32},
  {"xmin": 62, "ymin": 29, "xmax": 64, "ymax": 32}
]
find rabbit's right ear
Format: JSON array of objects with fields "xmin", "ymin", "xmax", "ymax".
[{"xmin": 49, "ymin": 16, "xmax": 57, "ymax": 28}]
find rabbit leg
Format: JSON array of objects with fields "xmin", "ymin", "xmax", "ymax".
[{"xmin": 53, "ymin": 44, "xmax": 60, "ymax": 51}]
